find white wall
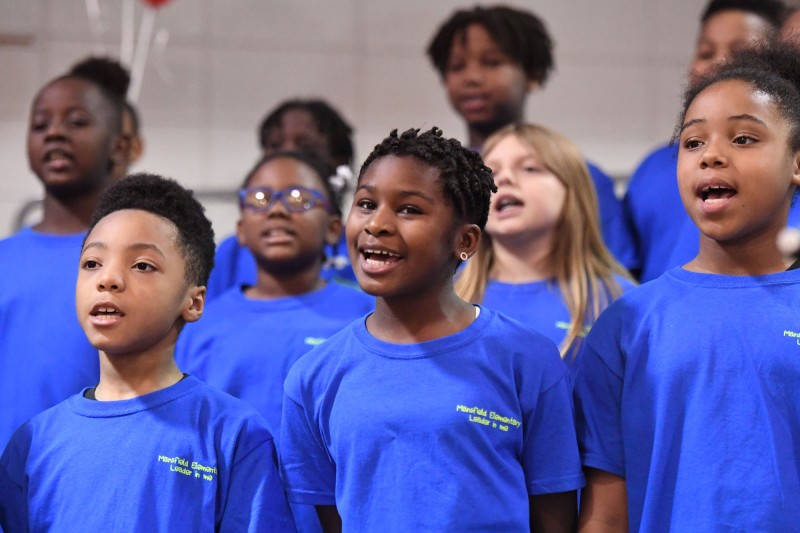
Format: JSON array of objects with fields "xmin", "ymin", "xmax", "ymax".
[{"xmin": 0, "ymin": 0, "xmax": 702, "ymax": 239}]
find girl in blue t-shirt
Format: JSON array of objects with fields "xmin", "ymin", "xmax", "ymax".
[
  {"xmin": 281, "ymin": 127, "xmax": 583, "ymax": 532},
  {"xmin": 574, "ymin": 44, "xmax": 800, "ymax": 531},
  {"xmin": 456, "ymin": 123, "xmax": 635, "ymax": 360}
]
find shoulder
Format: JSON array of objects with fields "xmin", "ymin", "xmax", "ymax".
[
  {"xmin": 284, "ymin": 320, "xmax": 361, "ymax": 390},
  {"xmin": 186, "ymin": 379, "xmax": 274, "ymax": 442},
  {"xmin": 628, "ymin": 143, "xmax": 678, "ymax": 182}
]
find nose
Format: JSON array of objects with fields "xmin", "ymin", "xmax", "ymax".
[
  {"xmin": 462, "ymin": 61, "xmax": 484, "ymax": 85},
  {"xmin": 699, "ymin": 137, "xmax": 727, "ymax": 169},
  {"xmin": 43, "ymin": 118, "xmax": 67, "ymax": 140},
  {"xmin": 364, "ymin": 205, "xmax": 394, "ymax": 236},
  {"xmin": 97, "ymin": 265, "xmax": 124, "ymax": 292},
  {"xmin": 492, "ymin": 166, "xmax": 514, "ymax": 187}
]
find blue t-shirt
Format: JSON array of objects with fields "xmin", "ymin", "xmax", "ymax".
[
  {"xmin": 176, "ymin": 282, "xmax": 374, "ymax": 440},
  {"xmin": 176, "ymin": 283, "xmax": 372, "ymax": 533},
  {"xmin": 573, "ymin": 267, "xmax": 800, "ymax": 531},
  {"xmin": 281, "ymin": 307, "xmax": 584, "ymax": 532},
  {"xmin": 481, "ymin": 274, "xmax": 636, "ymax": 360},
  {"xmin": 0, "ymin": 228, "xmax": 99, "ymax": 450},
  {"xmin": 0, "ymin": 376, "xmax": 296, "ymax": 532},
  {"xmin": 586, "ymin": 161, "xmax": 638, "ymax": 272},
  {"xmin": 624, "ymin": 144, "xmax": 800, "ymax": 282},
  {"xmin": 206, "ymin": 232, "xmax": 357, "ymax": 301}
]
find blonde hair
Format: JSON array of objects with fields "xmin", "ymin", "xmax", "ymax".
[{"xmin": 455, "ymin": 123, "xmax": 635, "ymax": 358}]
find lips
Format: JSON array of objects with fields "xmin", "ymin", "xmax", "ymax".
[
  {"xmin": 457, "ymin": 94, "xmax": 490, "ymax": 114},
  {"xmin": 694, "ymin": 178, "xmax": 738, "ymax": 215},
  {"xmin": 42, "ymin": 147, "xmax": 74, "ymax": 172},
  {"xmin": 358, "ymin": 246, "xmax": 403, "ymax": 274},
  {"xmin": 89, "ymin": 302, "xmax": 125, "ymax": 325}
]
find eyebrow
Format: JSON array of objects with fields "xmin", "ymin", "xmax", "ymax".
[
  {"xmin": 82, "ymin": 242, "xmax": 166, "ymax": 258},
  {"xmin": 680, "ymin": 113, "xmax": 767, "ymax": 133},
  {"xmin": 358, "ymin": 184, "xmax": 435, "ymax": 203}
]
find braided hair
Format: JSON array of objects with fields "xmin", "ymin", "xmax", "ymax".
[{"xmin": 359, "ymin": 127, "xmax": 496, "ymax": 229}]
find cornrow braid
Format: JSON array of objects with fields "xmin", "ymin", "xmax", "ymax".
[{"xmin": 359, "ymin": 127, "xmax": 496, "ymax": 228}]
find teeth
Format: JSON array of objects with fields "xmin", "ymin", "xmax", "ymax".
[{"xmin": 364, "ymin": 249, "xmax": 399, "ymax": 258}]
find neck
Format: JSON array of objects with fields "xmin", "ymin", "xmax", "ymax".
[
  {"xmin": 466, "ymin": 112, "xmax": 524, "ymax": 150},
  {"xmin": 95, "ymin": 343, "xmax": 183, "ymax": 401},
  {"xmin": 686, "ymin": 231, "xmax": 791, "ymax": 276},
  {"xmin": 368, "ymin": 283, "xmax": 475, "ymax": 344},
  {"xmin": 34, "ymin": 191, "xmax": 104, "ymax": 234},
  {"xmin": 245, "ymin": 260, "xmax": 325, "ymax": 299},
  {"xmin": 489, "ymin": 232, "xmax": 554, "ymax": 282}
]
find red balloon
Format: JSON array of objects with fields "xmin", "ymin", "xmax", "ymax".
[{"xmin": 141, "ymin": 0, "xmax": 172, "ymax": 8}]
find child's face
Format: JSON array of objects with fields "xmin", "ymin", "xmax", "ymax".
[
  {"xmin": 347, "ymin": 155, "xmax": 470, "ymax": 298},
  {"xmin": 677, "ymin": 79, "xmax": 800, "ymax": 246},
  {"xmin": 690, "ymin": 10, "xmax": 773, "ymax": 84},
  {"xmin": 262, "ymin": 109, "xmax": 333, "ymax": 164},
  {"xmin": 483, "ymin": 134, "xmax": 566, "ymax": 244},
  {"xmin": 237, "ymin": 157, "xmax": 340, "ymax": 272},
  {"xmin": 444, "ymin": 24, "xmax": 534, "ymax": 133},
  {"xmin": 76, "ymin": 209, "xmax": 204, "ymax": 357},
  {"xmin": 27, "ymin": 78, "xmax": 122, "ymax": 198}
]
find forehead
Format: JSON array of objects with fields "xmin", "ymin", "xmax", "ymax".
[
  {"xmin": 248, "ymin": 157, "xmax": 324, "ymax": 190},
  {"xmin": 686, "ymin": 79, "xmax": 782, "ymax": 125},
  {"xmin": 485, "ymin": 134, "xmax": 536, "ymax": 160},
  {"xmin": 87, "ymin": 209, "xmax": 180, "ymax": 250},
  {"xmin": 699, "ymin": 10, "xmax": 772, "ymax": 45},
  {"xmin": 32, "ymin": 78, "xmax": 107, "ymax": 115},
  {"xmin": 360, "ymin": 155, "xmax": 444, "ymax": 196},
  {"xmin": 272, "ymin": 108, "xmax": 321, "ymax": 136}
]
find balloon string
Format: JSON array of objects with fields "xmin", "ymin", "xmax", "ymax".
[{"xmin": 128, "ymin": 7, "xmax": 157, "ymax": 103}]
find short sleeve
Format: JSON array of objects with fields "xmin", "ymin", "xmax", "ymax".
[
  {"xmin": 220, "ymin": 430, "xmax": 296, "ymax": 532},
  {"xmin": 572, "ymin": 320, "xmax": 626, "ymax": 477},
  {"xmin": 522, "ymin": 368, "xmax": 585, "ymax": 495},
  {"xmin": 280, "ymin": 393, "xmax": 336, "ymax": 506}
]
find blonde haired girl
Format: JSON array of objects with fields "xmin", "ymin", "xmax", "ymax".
[{"xmin": 456, "ymin": 123, "xmax": 635, "ymax": 359}]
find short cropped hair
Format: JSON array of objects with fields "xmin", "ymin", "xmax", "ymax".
[
  {"xmin": 87, "ymin": 173, "xmax": 216, "ymax": 286},
  {"xmin": 701, "ymin": 0, "xmax": 785, "ymax": 29}
]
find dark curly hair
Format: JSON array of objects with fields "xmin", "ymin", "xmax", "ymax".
[
  {"xmin": 426, "ymin": 5, "xmax": 554, "ymax": 87},
  {"xmin": 86, "ymin": 173, "xmax": 216, "ymax": 286},
  {"xmin": 258, "ymin": 99, "xmax": 354, "ymax": 167},
  {"xmin": 676, "ymin": 43, "xmax": 800, "ymax": 151},
  {"xmin": 241, "ymin": 149, "xmax": 341, "ymax": 216},
  {"xmin": 359, "ymin": 127, "xmax": 496, "ymax": 229},
  {"xmin": 701, "ymin": 0, "xmax": 785, "ymax": 29}
]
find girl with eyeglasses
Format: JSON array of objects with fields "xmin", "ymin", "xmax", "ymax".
[{"xmin": 175, "ymin": 150, "xmax": 374, "ymax": 533}]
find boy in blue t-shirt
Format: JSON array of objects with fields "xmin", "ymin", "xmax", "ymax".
[
  {"xmin": 426, "ymin": 5, "xmax": 637, "ymax": 270},
  {"xmin": 0, "ymin": 173, "xmax": 295, "ymax": 531}
]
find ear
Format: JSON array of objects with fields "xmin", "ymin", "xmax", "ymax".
[
  {"xmin": 526, "ymin": 79, "xmax": 540, "ymax": 94},
  {"xmin": 181, "ymin": 286, "xmax": 206, "ymax": 323},
  {"xmin": 109, "ymin": 133, "xmax": 130, "ymax": 177},
  {"xmin": 325, "ymin": 215, "xmax": 343, "ymax": 247},
  {"xmin": 128, "ymin": 135, "xmax": 144, "ymax": 165},
  {"xmin": 792, "ymin": 150, "xmax": 800, "ymax": 188},
  {"xmin": 454, "ymin": 223, "xmax": 481, "ymax": 261},
  {"xmin": 235, "ymin": 218, "xmax": 246, "ymax": 247}
]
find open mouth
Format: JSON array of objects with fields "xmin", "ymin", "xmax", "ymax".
[
  {"xmin": 43, "ymin": 148, "xmax": 72, "ymax": 163},
  {"xmin": 91, "ymin": 304, "xmax": 124, "ymax": 318},
  {"xmin": 701, "ymin": 185, "xmax": 737, "ymax": 202},
  {"xmin": 494, "ymin": 195, "xmax": 523, "ymax": 212},
  {"xmin": 361, "ymin": 248, "xmax": 401, "ymax": 266}
]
